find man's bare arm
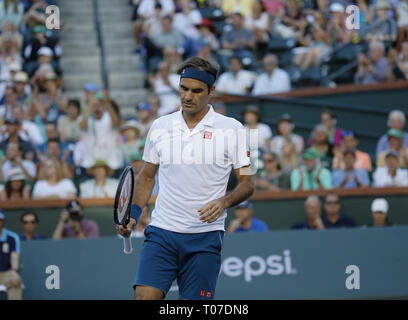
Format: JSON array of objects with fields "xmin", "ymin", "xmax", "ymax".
[{"xmin": 132, "ymin": 161, "xmax": 159, "ymax": 207}]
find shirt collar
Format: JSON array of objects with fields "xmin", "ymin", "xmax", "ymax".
[{"xmin": 176, "ymin": 105, "xmax": 215, "ymax": 133}]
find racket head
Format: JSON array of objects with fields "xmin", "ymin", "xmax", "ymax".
[{"xmin": 113, "ymin": 166, "xmax": 135, "ymax": 226}]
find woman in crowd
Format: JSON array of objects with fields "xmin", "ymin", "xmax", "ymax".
[
  {"xmin": 32, "ymin": 159, "xmax": 77, "ymax": 199},
  {"xmin": 270, "ymin": 113, "xmax": 303, "ymax": 157},
  {"xmin": 119, "ymin": 120, "xmax": 144, "ymax": 166},
  {"xmin": 320, "ymin": 109, "xmax": 343, "ymax": 147},
  {"xmin": 309, "ymin": 124, "xmax": 334, "ymax": 168},
  {"xmin": 254, "ymin": 151, "xmax": 290, "ymax": 191},
  {"xmin": 79, "ymin": 159, "xmax": 118, "ymax": 198},
  {"xmin": 280, "ymin": 138, "xmax": 299, "ymax": 173},
  {"xmin": 0, "ymin": 167, "xmax": 30, "ymax": 200},
  {"xmin": 246, "ymin": 0, "xmax": 271, "ymax": 51},
  {"xmin": 57, "ymin": 99, "xmax": 82, "ymax": 143}
]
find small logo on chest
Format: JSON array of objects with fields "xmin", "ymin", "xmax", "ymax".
[{"xmin": 203, "ymin": 131, "xmax": 212, "ymax": 139}]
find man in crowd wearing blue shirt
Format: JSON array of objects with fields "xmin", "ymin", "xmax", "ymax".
[
  {"xmin": 0, "ymin": 210, "xmax": 22, "ymax": 300},
  {"xmin": 323, "ymin": 193, "xmax": 356, "ymax": 228},
  {"xmin": 228, "ymin": 201, "xmax": 269, "ymax": 233},
  {"xmin": 19, "ymin": 211, "xmax": 48, "ymax": 241},
  {"xmin": 332, "ymin": 149, "xmax": 370, "ymax": 189}
]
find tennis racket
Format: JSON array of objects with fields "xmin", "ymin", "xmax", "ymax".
[{"xmin": 113, "ymin": 165, "xmax": 135, "ymax": 254}]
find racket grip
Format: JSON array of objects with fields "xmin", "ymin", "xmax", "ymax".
[{"xmin": 123, "ymin": 237, "xmax": 133, "ymax": 254}]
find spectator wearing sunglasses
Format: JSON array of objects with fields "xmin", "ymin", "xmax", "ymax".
[
  {"xmin": 332, "ymin": 149, "xmax": 371, "ymax": 189},
  {"xmin": 322, "ymin": 193, "xmax": 355, "ymax": 228},
  {"xmin": 19, "ymin": 212, "xmax": 48, "ymax": 241},
  {"xmin": 332, "ymin": 131, "xmax": 372, "ymax": 172}
]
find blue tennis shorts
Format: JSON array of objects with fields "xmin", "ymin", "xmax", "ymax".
[{"xmin": 133, "ymin": 225, "xmax": 224, "ymax": 300}]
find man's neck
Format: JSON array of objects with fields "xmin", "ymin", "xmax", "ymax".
[
  {"xmin": 182, "ymin": 105, "xmax": 210, "ymax": 130},
  {"xmin": 25, "ymin": 231, "xmax": 35, "ymax": 239},
  {"xmin": 388, "ymin": 167, "xmax": 397, "ymax": 177},
  {"xmin": 241, "ymin": 218, "xmax": 251, "ymax": 229}
]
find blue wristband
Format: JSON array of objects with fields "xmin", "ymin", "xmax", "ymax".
[{"xmin": 130, "ymin": 204, "xmax": 142, "ymax": 222}]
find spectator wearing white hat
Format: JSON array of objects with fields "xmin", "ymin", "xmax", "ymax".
[
  {"xmin": 0, "ymin": 20, "xmax": 22, "ymax": 71},
  {"xmin": 79, "ymin": 159, "xmax": 119, "ymax": 199},
  {"xmin": 365, "ymin": 0, "xmax": 398, "ymax": 43},
  {"xmin": 0, "ymin": 167, "xmax": 30, "ymax": 201},
  {"xmin": 13, "ymin": 71, "xmax": 30, "ymax": 112},
  {"xmin": 326, "ymin": 3, "xmax": 352, "ymax": 47},
  {"xmin": 28, "ymin": 46, "xmax": 59, "ymax": 80},
  {"xmin": 369, "ymin": 198, "xmax": 393, "ymax": 227}
]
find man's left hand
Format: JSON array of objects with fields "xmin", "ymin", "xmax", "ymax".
[{"xmin": 198, "ymin": 199, "xmax": 227, "ymax": 224}]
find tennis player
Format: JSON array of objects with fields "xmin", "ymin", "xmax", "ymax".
[{"xmin": 116, "ymin": 57, "xmax": 254, "ymax": 300}]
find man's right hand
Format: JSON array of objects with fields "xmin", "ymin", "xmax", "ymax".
[
  {"xmin": 60, "ymin": 210, "xmax": 69, "ymax": 223},
  {"xmin": 116, "ymin": 218, "xmax": 136, "ymax": 238}
]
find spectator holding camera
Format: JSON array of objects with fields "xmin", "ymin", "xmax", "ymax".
[
  {"xmin": 354, "ymin": 41, "xmax": 388, "ymax": 85},
  {"xmin": 53, "ymin": 200, "xmax": 99, "ymax": 239}
]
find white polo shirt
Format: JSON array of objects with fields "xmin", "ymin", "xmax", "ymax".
[{"xmin": 143, "ymin": 105, "xmax": 250, "ymax": 233}]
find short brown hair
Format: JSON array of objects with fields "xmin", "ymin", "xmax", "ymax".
[{"xmin": 176, "ymin": 56, "xmax": 219, "ymax": 89}]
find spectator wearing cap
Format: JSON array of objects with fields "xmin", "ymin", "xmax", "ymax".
[
  {"xmin": 195, "ymin": 18, "xmax": 219, "ymax": 53},
  {"xmin": 13, "ymin": 71, "xmax": 30, "ymax": 112},
  {"xmin": 290, "ymin": 147, "xmax": 332, "ymax": 191},
  {"xmin": 376, "ymin": 110, "xmax": 408, "ymax": 156},
  {"xmin": 368, "ymin": 198, "xmax": 393, "ymax": 227},
  {"xmin": 242, "ymin": 105, "xmax": 273, "ymax": 152},
  {"xmin": 252, "ymin": 54, "xmax": 291, "ymax": 95},
  {"xmin": 377, "ymin": 129, "xmax": 408, "ymax": 168},
  {"xmin": 332, "ymin": 149, "xmax": 370, "ymax": 189},
  {"xmin": 0, "ymin": 141, "xmax": 36, "ymax": 182},
  {"xmin": 0, "ymin": 167, "xmax": 30, "ymax": 200},
  {"xmin": 27, "ymin": 45, "xmax": 60, "ymax": 79},
  {"xmin": 323, "ymin": 193, "xmax": 355, "ymax": 228},
  {"xmin": 83, "ymin": 82, "xmax": 99, "ymax": 112},
  {"xmin": 365, "ymin": 1, "xmax": 398, "ymax": 44},
  {"xmin": 0, "ymin": 117, "xmax": 36, "ymax": 161},
  {"xmin": 57, "ymin": 99, "xmax": 82, "ymax": 143},
  {"xmin": 53, "ymin": 200, "xmax": 99, "ymax": 239},
  {"xmin": 136, "ymin": 102, "xmax": 154, "ymax": 137},
  {"xmin": 29, "ymin": 72, "xmax": 67, "ymax": 124},
  {"xmin": 254, "ymin": 151, "xmax": 290, "ymax": 191},
  {"xmin": 79, "ymin": 159, "xmax": 118, "ymax": 199},
  {"xmin": 32, "ymin": 159, "xmax": 77, "ymax": 199},
  {"xmin": 326, "ymin": 3, "xmax": 352, "ymax": 47},
  {"xmin": 149, "ymin": 60, "xmax": 180, "ymax": 116},
  {"xmin": 119, "ymin": 120, "xmax": 144, "ymax": 165},
  {"xmin": 228, "ymin": 201, "xmax": 269, "ymax": 233},
  {"xmin": 332, "ymin": 131, "xmax": 372, "ymax": 172},
  {"xmin": 309, "ymin": 124, "xmax": 334, "ymax": 168},
  {"xmin": 373, "ymin": 150, "xmax": 408, "ymax": 187},
  {"xmin": 354, "ymin": 41, "xmax": 388, "ymax": 85},
  {"xmin": 77, "ymin": 92, "xmax": 122, "ymax": 171},
  {"xmin": 270, "ymin": 113, "xmax": 304, "ymax": 157},
  {"xmin": 216, "ymin": 56, "xmax": 255, "ymax": 94},
  {"xmin": 291, "ymin": 195, "xmax": 325, "ymax": 230},
  {"xmin": 0, "ymin": 210, "xmax": 22, "ymax": 300},
  {"xmin": 221, "ymin": 12, "xmax": 256, "ymax": 55},
  {"xmin": 19, "ymin": 212, "xmax": 48, "ymax": 240}
]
